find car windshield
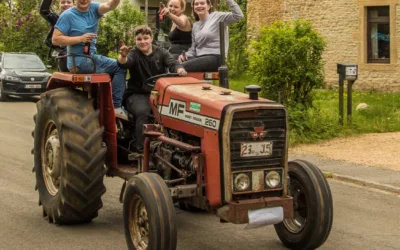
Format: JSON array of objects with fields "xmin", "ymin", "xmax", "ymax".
[{"xmin": 3, "ymin": 54, "xmax": 46, "ymax": 70}]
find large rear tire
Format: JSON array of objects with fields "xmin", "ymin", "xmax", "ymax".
[
  {"xmin": 274, "ymin": 160, "xmax": 333, "ymax": 250},
  {"xmin": 33, "ymin": 88, "xmax": 107, "ymax": 224},
  {"xmin": 123, "ymin": 173, "xmax": 177, "ymax": 250}
]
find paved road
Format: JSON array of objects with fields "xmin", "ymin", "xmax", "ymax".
[{"xmin": 0, "ymin": 97, "xmax": 399, "ymax": 250}]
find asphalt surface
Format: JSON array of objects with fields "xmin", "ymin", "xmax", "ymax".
[
  {"xmin": 0, "ymin": 96, "xmax": 399, "ymax": 250},
  {"xmin": 289, "ymin": 153, "xmax": 400, "ymax": 189}
]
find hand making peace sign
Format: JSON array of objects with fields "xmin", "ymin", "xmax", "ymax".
[{"xmin": 119, "ymin": 40, "xmax": 133, "ymax": 58}]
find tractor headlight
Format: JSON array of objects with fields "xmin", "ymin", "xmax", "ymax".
[
  {"xmin": 265, "ymin": 171, "xmax": 281, "ymax": 188},
  {"xmin": 234, "ymin": 173, "xmax": 251, "ymax": 192}
]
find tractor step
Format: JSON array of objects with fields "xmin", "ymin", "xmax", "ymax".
[{"xmin": 108, "ymin": 164, "xmax": 138, "ymax": 180}]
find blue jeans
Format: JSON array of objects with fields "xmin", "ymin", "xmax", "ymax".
[{"xmin": 77, "ymin": 55, "xmax": 126, "ymax": 108}]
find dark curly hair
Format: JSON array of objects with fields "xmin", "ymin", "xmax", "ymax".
[{"xmin": 134, "ymin": 25, "xmax": 153, "ymax": 37}]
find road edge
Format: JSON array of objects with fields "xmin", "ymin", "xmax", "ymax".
[{"xmin": 323, "ymin": 171, "xmax": 400, "ymax": 194}]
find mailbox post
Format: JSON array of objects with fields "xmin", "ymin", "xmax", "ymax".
[{"xmin": 337, "ymin": 63, "xmax": 358, "ymax": 125}]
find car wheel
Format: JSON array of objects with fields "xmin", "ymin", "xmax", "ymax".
[{"xmin": 0, "ymin": 81, "xmax": 9, "ymax": 101}]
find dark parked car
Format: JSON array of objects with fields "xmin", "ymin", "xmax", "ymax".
[{"xmin": 0, "ymin": 52, "xmax": 51, "ymax": 101}]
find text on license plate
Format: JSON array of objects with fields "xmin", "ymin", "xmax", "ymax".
[
  {"xmin": 240, "ymin": 141, "xmax": 273, "ymax": 157},
  {"xmin": 25, "ymin": 84, "xmax": 41, "ymax": 89}
]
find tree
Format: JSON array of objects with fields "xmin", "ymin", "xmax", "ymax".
[
  {"xmin": 97, "ymin": 0, "xmax": 145, "ymax": 58},
  {"xmin": 0, "ymin": 0, "xmax": 49, "ymax": 60}
]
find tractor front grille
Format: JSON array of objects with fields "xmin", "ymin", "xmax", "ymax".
[{"xmin": 229, "ymin": 108, "xmax": 286, "ymax": 170}]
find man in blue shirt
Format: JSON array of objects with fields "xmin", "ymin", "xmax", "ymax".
[{"xmin": 52, "ymin": 0, "xmax": 126, "ymax": 114}]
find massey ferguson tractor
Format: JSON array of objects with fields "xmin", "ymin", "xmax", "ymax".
[{"xmin": 32, "ymin": 24, "xmax": 333, "ymax": 250}]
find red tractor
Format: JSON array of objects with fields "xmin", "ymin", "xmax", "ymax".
[{"xmin": 32, "ymin": 34, "xmax": 333, "ymax": 250}]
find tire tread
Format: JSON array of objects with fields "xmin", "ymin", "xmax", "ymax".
[{"xmin": 34, "ymin": 88, "xmax": 106, "ymax": 225}]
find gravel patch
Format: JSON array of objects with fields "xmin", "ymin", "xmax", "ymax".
[{"xmin": 289, "ymin": 132, "xmax": 400, "ymax": 171}]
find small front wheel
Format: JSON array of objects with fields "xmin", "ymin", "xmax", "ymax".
[
  {"xmin": 123, "ymin": 173, "xmax": 177, "ymax": 250},
  {"xmin": 274, "ymin": 160, "xmax": 333, "ymax": 250}
]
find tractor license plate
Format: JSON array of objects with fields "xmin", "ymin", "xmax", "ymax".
[
  {"xmin": 245, "ymin": 207, "xmax": 284, "ymax": 229},
  {"xmin": 25, "ymin": 84, "xmax": 42, "ymax": 89},
  {"xmin": 240, "ymin": 141, "xmax": 273, "ymax": 157}
]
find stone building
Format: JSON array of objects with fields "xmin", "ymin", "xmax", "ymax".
[{"xmin": 247, "ymin": 0, "xmax": 400, "ymax": 91}]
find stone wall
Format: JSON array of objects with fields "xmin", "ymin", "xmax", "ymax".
[{"xmin": 247, "ymin": 0, "xmax": 400, "ymax": 91}]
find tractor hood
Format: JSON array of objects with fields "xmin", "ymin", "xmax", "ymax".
[{"xmin": 154, "ymin": 77, "xmax": 282, "ymax": 130}]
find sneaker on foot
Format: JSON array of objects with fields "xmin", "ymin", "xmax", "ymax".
[{"xmin": 114, "ymin": 106, "xmax": 128, "ymax": 119}]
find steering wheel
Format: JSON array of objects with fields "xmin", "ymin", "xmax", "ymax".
[{"xmin": 144, "ymin": 73, "xmax": 180, "ymax": 89}]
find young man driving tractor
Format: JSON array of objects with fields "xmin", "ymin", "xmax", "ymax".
[{"xmin": 117, "ymin": 25, "xmax": 187, "ymax": 153}]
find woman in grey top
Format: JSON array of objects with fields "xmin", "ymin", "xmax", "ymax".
[{"xmin": 178, "ymin": 0, "xmax": 243, "ymax": 72}]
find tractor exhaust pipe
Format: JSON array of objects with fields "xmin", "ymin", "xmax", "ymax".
[{"xmin": 218, "ymin": 22, "xmax": 229, "ymax": 89}]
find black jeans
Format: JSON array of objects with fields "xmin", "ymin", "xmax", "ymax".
[
  {"xmin": 181, "ymin": 55, "xmax": 221, "ymax": 72},
  {"xmin": 126, "ymin": 93, "xmax": 151, "ymax": 152},
  {"xmin": 169, "ymin": 44, "xmax": 191, "ymax": 60}
]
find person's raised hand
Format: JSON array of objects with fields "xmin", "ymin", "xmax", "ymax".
[
  {"xmin": 80, "ymin": 33, "xmax": 97, "ymax": 43},
  {"xmin": 119, "ymin": 40, "xmax": 132, "ymax": 58},
  {"xmin": 159, "ymin": 7, "xmax": 170, "ymax": 17}
]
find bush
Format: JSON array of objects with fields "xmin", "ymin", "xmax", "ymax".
[
  {"xmin": 97, "ymin": 0, "xmax": 145, "ymax": 56},
  {"xmin": 288, "ymin": 103, "xmax": 341, "ymax": 145},
  {"xmin": 248, "ymin": 19, "xmax": 326, "ymax": 109}
]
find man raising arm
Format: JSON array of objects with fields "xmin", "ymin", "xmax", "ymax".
[
  {"xmin": 52, "ymin": 0, "xmax": 127, "ymax": 115},
  {"xmin": 117, "ymin": 25, "xmax": 187, "ymax": 153}
]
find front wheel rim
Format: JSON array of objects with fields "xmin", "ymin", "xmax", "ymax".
[
  {"xmin": 283, "ymin": 179, "xmax": 308, "ymax": 233},
  {"xmin": 129, "ymin": 194, "xmax": 149, "ymax": 250}
]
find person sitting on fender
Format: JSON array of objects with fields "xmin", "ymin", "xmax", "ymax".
[
  {"xmin": 40, "ymin": 0, "xmax": 74, "ymax": 72},
  {"xmin": 178, "ymin": 0, "xmax": 243, "ymax": 72},
  {"xmin": 117, "ymin": 25, "xmax": 187, "ymax": 153},
  {"xmin": 52, "ymin": 0, "xmax": 127, "ymax": 115}
]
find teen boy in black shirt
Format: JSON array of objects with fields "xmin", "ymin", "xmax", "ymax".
[{"xmin": 118, "ymin": 25, "xmax": 187, "ymax": 152}]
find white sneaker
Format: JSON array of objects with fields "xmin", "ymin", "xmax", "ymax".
[{"xmin": 114, "ymin": 107, "xmax": 128, "ymax": 120}]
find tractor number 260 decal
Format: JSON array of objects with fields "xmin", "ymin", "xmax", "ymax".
[{"xmin": 159, "ymin": 99, "xmax": 220, "ymax": 131}]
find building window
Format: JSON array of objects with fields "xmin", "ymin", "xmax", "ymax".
[{"xmin": 367, "ymin": 6, "xmax": 390, "ymax": 64}]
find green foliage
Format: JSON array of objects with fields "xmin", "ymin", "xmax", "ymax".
[
  {"xmin": 217, "ymin": 0, "xmax": 248, "ymax": 77},
  {"xmin": 313, "ymin": 89, "xmax": 400, "ymax": 134},
  {"xmin": 288, "ymin": 103, "xmax": 341, "ymax": 145},
  {"xmin": 248, "ymin": 20, "xmax": 326, "ymax": 109},
  {"xmin": 97, "ymin": 0, "xmax": 145, "ymax": 56},
  {"xmin": 0, "ymin": 0, "xmax": 49, "ymax": 60}
]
